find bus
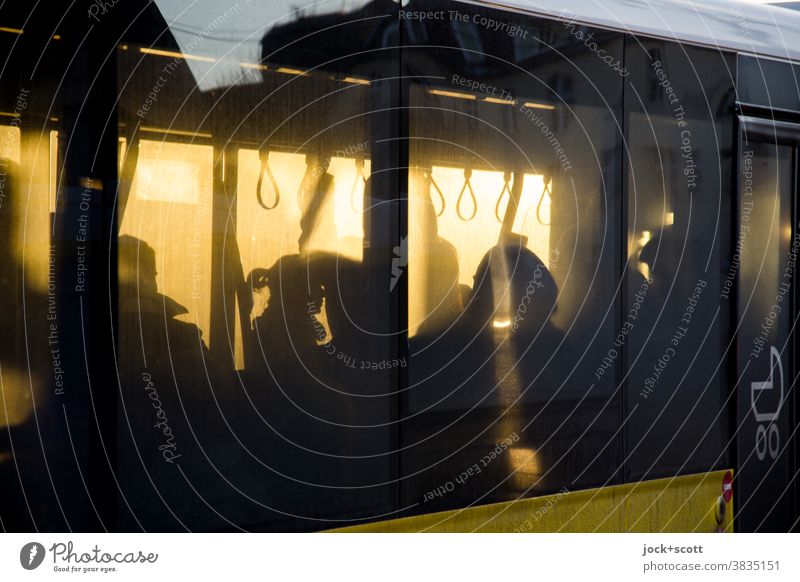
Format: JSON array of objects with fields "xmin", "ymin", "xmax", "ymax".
[{"xmin": 0, "ymin": 0, "xmax": 798, "ymax": 532}]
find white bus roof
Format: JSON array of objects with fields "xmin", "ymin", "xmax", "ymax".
[{"xmin": 468, "ymin": 0, "xmax": 800, "ymax": 63}]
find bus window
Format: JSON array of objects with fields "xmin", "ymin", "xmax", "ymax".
[
  {"xmin": 114, "ymin": 0, "xmax": 397, "ymax": 531},
  {"xmin": 623, "ymin": 41, "xmax": 733, "ymax": 481},
  {"xmin": 736, "ymin": 138, "xmax": 795, "ymax": 532},
  {"xmin": 237, "ymin": 150, "xmax": 367, "ymax": 271},
  {"xmin": 119, "ymin": 138, "xmax": 214, "ymax": 338},
  {"xmin": 234, "ymin": 150, "xmax": 369, "ymax": 368},
  {"xmin": 410, "ymin": 167, "xmax": 551, "ymax": 336},
  {"xmin": 403, "ymin": 1, "xmax": 624, "ymax": 511}
]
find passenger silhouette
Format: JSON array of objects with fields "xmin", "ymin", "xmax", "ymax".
[
  {"xmin": 414, "ymin": 237, "xmax": 464, "ymax": 338},
  {"xmin": 411, "ymin": 243, "xmax": 563, "ymax": 410},
  {"xmin": 250, "ymin": 253, "xmax": 327, "ymax": 386},
  {"xmin": 308, "ymin": 252, "xmax": 385, "ymax": 487},
  {"xmin": 408, "ymin": 236, "xmax": 465, "ymax": 412},
  {"xmin": 469, "ymin": 243, "xmax": 559, "ymax": 336},
  {"xmin": 246, "ymin": 250, "xmax": 381, "ymax": 511},
  {"xmin": 464, "ymin": 244, "xmax": 564, "ymax": 406},
  {"xmin": 249, "ymin": 253, "xmax": 346, "ymax": 451},
  {"xmin": 405, "ymin": 243, "xmax": 565, "ymax": 510},
  {"xmin": 116, "ymin": 235, "xmax": 229, "ymax": 531},
  {"xmin": 117, "ymin": 235, "xmax": 210, "ymax": 375}
]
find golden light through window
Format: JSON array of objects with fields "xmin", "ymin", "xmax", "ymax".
[
  {"xmin": 233, "ymin": 149, "xmax": 368, "ymax": 369},
  {"xmin": 0, "ymin": 125, "xmax": 53, "ymax": 427},
  {"xmin": 0, "ymin": 125, "xmax": 21, "ymax": 163},
  {"xmin": 120, "ymin": 139, "xmax": 214, "ymax": 338},
  {"xmin": 409, "ymin": 167, "xmax": 551, "ymax": 337}
]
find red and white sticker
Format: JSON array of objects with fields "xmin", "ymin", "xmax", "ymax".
[{"xmin": 722, "ymin": 471, "xmax": 733, "ymax": 503}]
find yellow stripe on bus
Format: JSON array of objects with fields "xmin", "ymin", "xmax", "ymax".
[{"xmin": 333, "ymin": 471, "xmax": 734, "ymax": 533}]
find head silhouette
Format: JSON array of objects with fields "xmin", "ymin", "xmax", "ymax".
[
  {"xmin": 470, "ymin": 244, "xmax": 557, "ymax": 333},
  {"xmin": 118, "ymin": 235, "xmax": 158, "ymax": 296},
  {"xmin": 418, "ymin": 237, "xmax": 462, "ymax": 336}
]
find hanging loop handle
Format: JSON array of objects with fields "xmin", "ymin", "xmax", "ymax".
[
  {"xmin": 256, "ymin": 149, "xmax": 281, "ymax": 210},
  {"xmin": 456, "ymin": 168, "xmax": 477, "ymax": 222},
  {"xmin": 495, "ymin": 171, "xmax": 513, "ymax": 223},
  {"xmin": 350, "ymin": 156, "xmax": 367, "ymax": 213},
  {"xmin": 424, "ymin": 170, "xmax": 446, "ymax": 217},
  {"xmin": 536, "ymin": 178, "xmax": 552, "ymax": 226}
]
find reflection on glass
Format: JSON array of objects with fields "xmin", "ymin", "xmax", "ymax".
[
  {"xmin": 735, "ymin": 141, "xmax": 794, "ymax": 532},
  {"xmin": 623, "ymin": 41, "xmax": 733, "ymax": 482},
  {"xmin": 740, "ymin": 144, "xmax": 791, "ymax": 340},
  {"xmin": 151, "ymin": 0, "xmax": 376, "ymax": 90}
]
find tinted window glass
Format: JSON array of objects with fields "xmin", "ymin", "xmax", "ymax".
[
  {"xmin": 401, "ymin": 0, "xmax": 624, "ymax": 513},
  {"xmin": 115, "ymin": 0, "xmax": 399, "ymax": 531},
  {"xmin": 736, "ymin": 136, "xmax": 796, "ymax": 532},
  {"xmin": 623, "ymin": 40, "xmax": 734, "ymax": 480}
]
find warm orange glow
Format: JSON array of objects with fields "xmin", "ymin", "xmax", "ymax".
[
  {"xmin": 239, "ymin": 62, "xmax": 369, "ymax": 85},
  {"xmin": 429, "ymin": 89, "xmax": 477, "ymax": 101},
  {"xmin": 49, "ymin": 131, "xmax": 58, "ymax": 213},
  {"xmin": 139, "ymin": 47, "xmax": 216, "ymax": 63},
  {"xmin": 512, "ymin": 175, "xmax": 551, "ymax": 263},
  {"xmin": 523, "ymin": 101, "xmax": 556, "ymax": 111},
  {"xmin": 276, "ymin": 66, "xmax": 307, "ymax": 76},
  {"xmin": 0, "ymin": 122, "xmax": 53, "ymax": 428},
  {"xmin": 132, "ymin": 141, "xmax": 208, "ymax": 205},
  {"xmin": 120, "ymin": 139, "xmax": 214, "ymax": 336},
  {"xmin": 428, "ymin": 91, "xmax": 555, "ymax": 110},
  {"xmin": 118, "ymin": 137, "xmax": 127, "ymax": 173},
  {"xmin": 140, "ymin": 126, "xmax": 212, "ymax": 139},
  {"xmin": 0, "ymin": 27, "xmax": 23, "ymax": 35},
  {"xmin": 234, "ymin": 150, "xmax": 367, "ymax": 368},
  {"xmin": 509, "ymin": 448, "xmax": 541, "ymax": 488},
  {"xmin": 409, "ymin": 167, "xmax": 551, "ymax": 337},
  {"xmin": 342, "ymin": 76, "xmax": 371, "ymax": 85},
  {"xmin": 240, "ymin": 62, "xmax": 268, "ymax": 71},
  {"xmin": 0, "ymin": 125, "xmax": 21, "ymax": 163},
  {"xmin": 0, "ymin": 127, "xmax": 53, "ymax": 293},
  {"xmin": 637, "ymin": 230, "xmax": 653, "ymax": 280},
  {"xmin": 484, "ymin": 97, "xmax": 516, "ymax": 105},
  {"xmin": 0, "ymin": 366, "xmax": 36, "ymax": 428}
]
